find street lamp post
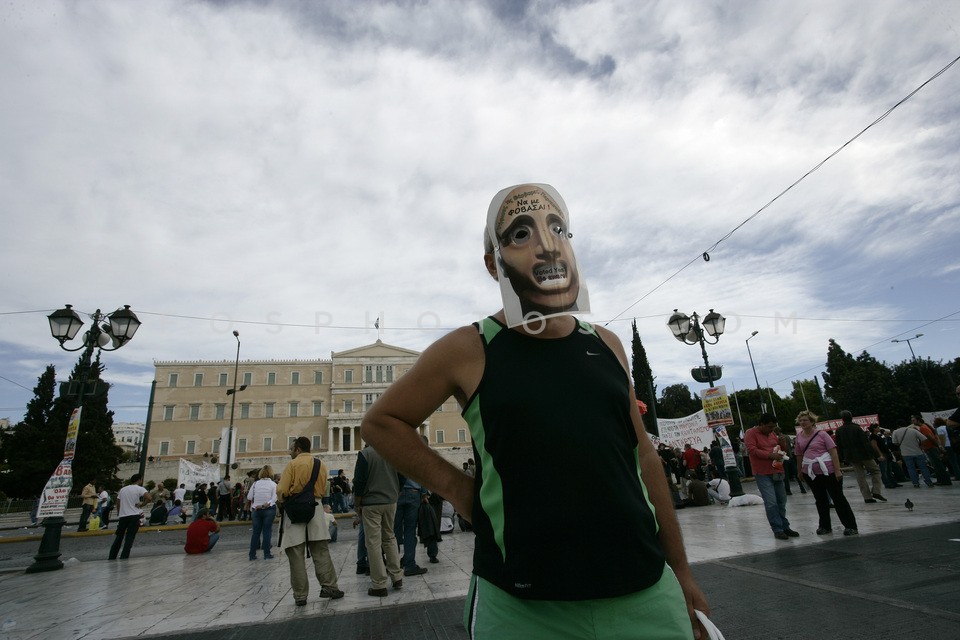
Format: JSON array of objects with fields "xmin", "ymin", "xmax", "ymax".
[
  {"xmin": 891, "ymin": 333, "xmax": 935, "ymax": 409},
  {"xmin": 224, "ymin": 330, "xmax": 247, "ymax": 477},
  {"xmin": 30, "ymin": 305, "xmax": 141, "ymax": 573},
  {"xmin": 666, "ymin": 309, "xmax": 744, "ymax": 496},
  {"xmin": 745, "ymin": 330, "xmax": 766, "ymax": 413}
]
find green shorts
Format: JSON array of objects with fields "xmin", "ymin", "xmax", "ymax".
[{"xmin": 463, "ymin": 564, "xmax": 692, "ymax": 639}]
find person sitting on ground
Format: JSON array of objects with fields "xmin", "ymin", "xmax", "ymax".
[
  {"xmin": 706, "ymin": 476, "xmax": 731, "ymax": 505},
  {"xmin": 148, "ymin": 500, "xmax": 169, "ymax": 525},
  {"xmin": 168, "ymin": 500, "xmax": 186, "ymax": 524},
  {"xmin": 681, "ymin": 471, "xmax": 711, "ymax": 507},
  {"xmin": 184, "ymin": 508, "xmax": 220, "ymax": 554}
]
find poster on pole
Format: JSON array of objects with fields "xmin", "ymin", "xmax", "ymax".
[
  {"xmin": 656, "ymin": 411, "xmax": 712, "ymax": 450},
  {"xmin": 218, "ymin": 427, "xmax": 238, "ymax": 466},
  {"xmin": 702, "ymin": 386, "xmax": 737, "ymax": 467},
  {"xmin": 37, "ymin": 459, "xmax": 73, "ymax": 519},
  {"xmin": 36, "ymin": 407, "xmax": 82, "ymax": 519}
]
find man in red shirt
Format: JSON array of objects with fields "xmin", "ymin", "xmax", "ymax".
[
  {"xmin": 913, "ymin": 416, "xmax": 952, "ymax": 485},
  {"xmin": 184, "ymin": 508, "xmax": 221, "ymax": 554},
  {"xmin": 681, "ymin": 444, "xmax": 701, "ymax": 479},
  {"xmin": 743, "ymin": 414, "xmax": 798, "ymax": 541}
]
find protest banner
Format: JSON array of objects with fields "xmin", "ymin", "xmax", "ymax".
[
  {"xmin": 815, "ymin": 414, "xmax": 878, "ymax": 432},
  {"xmin": 657, "ymin": 411, "xmax": 712, "ymax": 450},
  {"xmin": 178, "ymin": 458, "xmax": 221, "ymax": 489}
]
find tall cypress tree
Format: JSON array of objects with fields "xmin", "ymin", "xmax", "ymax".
[
  {"xmin": 0, "ymin": 365, "xmax": 67, "ymax": 497},
  {"xmin": 630, "ymin": 320, "xmax": 658, "ymax": 434},
  {"xmin": 63, "ymin": 352, "xmax": 124, "ymax": 491}
]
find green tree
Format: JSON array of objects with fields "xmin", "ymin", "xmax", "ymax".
[
  {"xmin": 630, "ymin": 320, "xmax": 658, "ymax": 435},
  {"xmin": 657, "ymin": 383, "xmax": 702, "ymax": 419},
  {"xmin": 0, "ymin": 353, "xmax": 124, "ymax": 499},
  {"xmin": 67, "ymin": 353, "xmax": 124, "ymax": 491},
  {"xmin": 823, "ymin": 339, "xmax": 906, "ymax": 426},
  {"xmin": 0, "ymin": 365, "xmax": 69, "ymax": 497}
]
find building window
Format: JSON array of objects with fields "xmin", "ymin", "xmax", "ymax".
[
  {"xmin": 458, "ymin": 429, "xmax": 466, "ymax": 442},
  {"xmin": 291, "ymin": 372, "xmax": 300, "ymax": 385},
  {"xmin": 163, "ymin": 406, "xmax": 174, "ymax": 421},
  {"xmin": 376, "ymin": 365, "xmax": 384, "ymax": 383},
  {"xmin": 168, "ymin": 373, "xmax": 178, "ymax": 387},
  {"xmin": 194, "ymin": 373, "xmax": 203, "ymax": 387},
  {"xmin": 186, "ymin": 440, "xmax": 196, "ymax": 455},
  {"xmin": 238, "ymin": 438, "xmax": 247, "ymax": 453},
  {"xmin": 312, "ymin": 435, "xmax": 322, "ymax": 451},
  {"xmin": 436, "ymin": 430, "xmax": 444, "ymax": 444},
  {"xmin": 314, "ymin": 371, "xmax": 323, "ymax": 384},
  {"xmin": 289, "ymin": 402, "xmax": 299, "ymax": 417},
  {"xmin": 344, "ymin": 370, "xmax": 353, "ymax": 383},
  {"xmin": 243, "ymin": 372, "xmax": 252, "ymax": 386},
  {"xmin": 240, "ymin": 403, "xmax": 250, "ymax": 419},
  {"xmin": 263, "ymin": 437, "xmax": 272, "ymax": 452},
  {"xmin": 386, "ymin": 365, "xmax": 394, "ymax": 382},
  {"xmin": 288, "ymin": 436, "xmax": 297, "ymax": 450},
  {"xmin": 219, "ymin": 373, "xmax": 228, "ymax": 387},
  {"xmin": 215, "ymin": 404, "xmax": 225, "ymax": 420},
  {"xmin": 267, "ymin": 372, "xmax": 276, "ymax": 385},
  {"xmin": 189, "ymin": 404, "xmax": 200, "ymax": 421},
  {"xmin": 264, "ymin": 403, "xmax": 274, "ymax": 419},
  {"xmin": 364, "ymin": 393, "xmax": 377, "ymax": 410},
  {"xmin": 159, "ymin": 441, "xmax": 169, "ymax": 456},
  {"xmin": 364, "ymin": 366, "xmax": 373, "ymax": 383},
  {"xmin": 313, "ymin": 401, "xmax": 323, "ymax": 417},
  {"xmin": 344, "ymin": 400, "xmax": 353, "ymax": 413}
]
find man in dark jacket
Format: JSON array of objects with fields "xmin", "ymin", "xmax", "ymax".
[{"xmin": 835, "ymin": 411, "xmax": 886, "ymax": 503}]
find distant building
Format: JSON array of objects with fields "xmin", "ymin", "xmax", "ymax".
[
  {"xmin": 113, "ymin": 422, "xmax": 145, "ymax": 455},
  {"xmin": 147, "ymin": 340, "xmax": 471, "ymax": 466},
  {"xmin": 0, "ymin": 418, "xmax": 11, "ymax": 433}
]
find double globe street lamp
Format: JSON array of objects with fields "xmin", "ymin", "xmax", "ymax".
[
  {"xmin": 667, "ymin": 309, "xmax": 743, "ymax": 496},
  {"xmin": 29, "ymin": 304, "xmax": 141, "ymax": 573}
]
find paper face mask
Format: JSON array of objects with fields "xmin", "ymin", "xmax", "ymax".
[{"xmin": 485, "ymin": 183, "xmax": 590, "ymax": 328}]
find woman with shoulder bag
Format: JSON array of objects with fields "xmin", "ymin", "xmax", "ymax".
[{"xmin": 794, "ymin": 410, "xmax": 859, "ymax": 536}]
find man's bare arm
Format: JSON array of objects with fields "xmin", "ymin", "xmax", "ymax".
[{"xmin": 360, "ymin": 327, "xmax": 480, "ymax": 518}]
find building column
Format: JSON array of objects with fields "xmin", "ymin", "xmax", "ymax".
[{"xmin": 328, "ymin": 425, "xmax": 335, "ymax": 452}]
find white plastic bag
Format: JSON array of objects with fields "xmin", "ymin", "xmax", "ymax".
[{"xmin": 695, "ymin": 610, "xmax": 725, "ymax": 640}]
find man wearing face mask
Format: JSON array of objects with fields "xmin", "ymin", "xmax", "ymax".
[{"xmin": 361, "ymin": 184, "xmax": 709, "ymax": 639}]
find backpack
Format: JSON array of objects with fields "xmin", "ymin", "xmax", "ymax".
[{"xmin": 284, "ymin": 459, "xmax": 320, "ymax": 524}]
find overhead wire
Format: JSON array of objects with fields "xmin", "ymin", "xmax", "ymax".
[{"xmin": 605, "ymin": 52, "xmax": 960, "ymax": 327}]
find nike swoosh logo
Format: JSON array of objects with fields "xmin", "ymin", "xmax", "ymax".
[{"xmin": 586, "ymin": 351, "xmax": 601, "ymax": 356}]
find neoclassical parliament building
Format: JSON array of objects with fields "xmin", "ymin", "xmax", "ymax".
[{"xmin": 148, "ymin": 341, "xmax": 470, "ymax": 469}]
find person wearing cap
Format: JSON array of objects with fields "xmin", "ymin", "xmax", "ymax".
[
  {"xmin": 361, "ymin": 184, "xmax": 708, "ymax": 639},
  {"xmin": 184, "ymin": 508, "xmax": 221, "ymax": 554}
]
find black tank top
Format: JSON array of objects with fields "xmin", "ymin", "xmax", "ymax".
[{"xmin": 462, "ymin": 316, "xmax": 665, "ymax": 600}]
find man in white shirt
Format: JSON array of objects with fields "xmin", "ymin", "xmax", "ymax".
[
  {"xmin": 173, "ymin": 483, "xmax": 187, "ymax": 505},
  {"xmin": 706, "ymin": 477, "xmax": 731, "ymax": 505},
  {"xmin": 108, "ymin": 474, "xmax": 153, "ymax": 560}
]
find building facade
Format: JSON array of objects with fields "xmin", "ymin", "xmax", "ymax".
[
  {"xmin": 112, "ymin": 422, "xmax": 145, "ymax": 455},
  {"xmin": 148, "ymin": 341, "xmax": 471, "ymax": 472}
]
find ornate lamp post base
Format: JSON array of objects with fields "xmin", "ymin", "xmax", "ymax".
[{"xmin": 25, "ymin": 517, "xmax": 65, "ymax": 573}]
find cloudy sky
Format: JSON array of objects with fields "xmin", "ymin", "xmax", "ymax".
[{"xmin": 2, "ymin": 0, "xmax": 959, "ymax": 425}]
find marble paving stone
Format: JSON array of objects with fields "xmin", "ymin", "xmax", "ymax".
[{"xmin": 1, "ymin": 481, "xmax": 958, "ymax": 639}]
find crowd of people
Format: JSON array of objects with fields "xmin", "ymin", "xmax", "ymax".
[{"xmin": 653, "ymin": 393, "xmax": 960, "ymax": 544}]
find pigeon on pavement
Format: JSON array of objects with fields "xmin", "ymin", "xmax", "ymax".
[{"xmin": 905, "ymin": 499, "xmax": 914, "ymax": 511}]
